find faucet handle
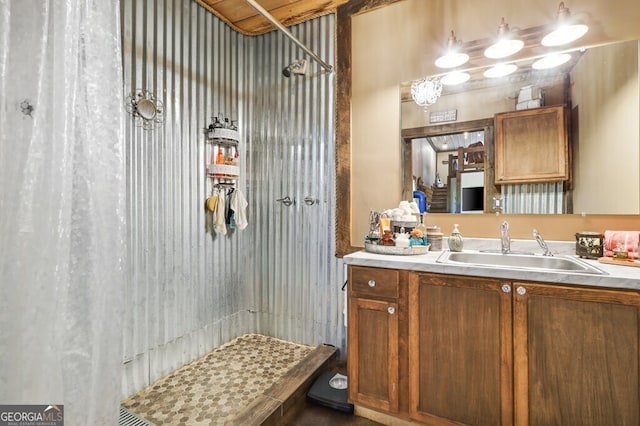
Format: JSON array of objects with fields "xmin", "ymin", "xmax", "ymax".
[{"xmin": 533, "ymin": 229, "xmax": 553, "ymax": 256}]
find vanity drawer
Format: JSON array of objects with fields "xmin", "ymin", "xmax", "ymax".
[{"xmin": 350, "ymin": 266, "xmax": 399, "ymax": 299}]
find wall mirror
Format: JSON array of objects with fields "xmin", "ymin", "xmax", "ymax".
[
  {"xmin": 336, "ymin": 0, "xmax": 640, "ymax": 256},
  {"xmin": 401, "ymin": 38, "xmax": 640, "ymax": 216}
]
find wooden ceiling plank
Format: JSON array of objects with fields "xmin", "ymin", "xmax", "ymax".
[
  {"xmin": 196, "ymin": 0, "xmax": 348, "ymax": 35},
  {"xmin": 235, "ymin": 0, "xmax": 346, "ymax": 34}
]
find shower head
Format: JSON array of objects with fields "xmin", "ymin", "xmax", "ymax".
[{"xmin": 282, "ymin": 59, "xmax": 307, "ymax": 77}]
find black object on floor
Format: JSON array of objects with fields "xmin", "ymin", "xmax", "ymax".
[{"xmin": 306, "ymin": 371, "xmax": 354, "ymax": 414}]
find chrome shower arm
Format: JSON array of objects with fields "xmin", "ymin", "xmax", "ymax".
[{"xmin": 245, "ymin": 0, "xmax": 334, "ymax": 73}]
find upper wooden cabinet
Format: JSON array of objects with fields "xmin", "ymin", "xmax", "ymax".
[{"xmin": 494, "ymin": 105, "xmax": 569, "ymax": 184}]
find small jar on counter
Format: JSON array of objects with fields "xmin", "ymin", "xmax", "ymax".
[{"xmin": 426, "ymin": 226, "xmax": 443, "ymax": 251}]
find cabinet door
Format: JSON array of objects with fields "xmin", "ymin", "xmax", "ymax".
[
  {"xmin": 495, "ymin": 105, "xmax": 569, "ymax": 184},
  {"xmin": 348, "ymin": 297, "xmax": 399, "ymax": 412},
  {"xmin": 409, "ymin": 273, "xmax": 513, "ymax": 425},
  {"xmin": 513, "ymin": 282, "xmax": 640, "ymax": 426}
]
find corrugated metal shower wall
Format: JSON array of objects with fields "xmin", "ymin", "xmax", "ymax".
[
  {"xmin": 245, "ymin": 15, "xmax": 344, "ymax": 355},
  {"xmin": 502, "ymin": 182, "xmax": 566, "ymax": 213},
  {"xmin": 120, "ymin": 0, "xmax": 343, "ymax": 398}
]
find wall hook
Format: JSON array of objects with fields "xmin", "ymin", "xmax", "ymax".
[{"xmin": 20, "ymin": 100, "xmax": 34, "ymax": 117}]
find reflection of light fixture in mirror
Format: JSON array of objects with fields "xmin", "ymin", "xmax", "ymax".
[
  {"xmin": 441, "ymin": 71, "xmax": 470, "ymax": 86},
  {"xmin": 411, "ymin": 77, "xmax": 443, "ymax": 107},
  {"xmin": 541, "ymin": 2, "xmax": 588, "ymax": 47},
  {"xmin": 442, "ymin": 141, "xmax": 448, "ymax": 150},
  {"xmin": 532, "ymin": 52, "xmax": 572, "ymax": 70},
  {"xmin": 484, "ymin": 18, "xmax": 524, "ymax": 59},
  {"xmin": 435, "ymin": 31, "xmax": 469, "ymax": 69},
  {"xmin": 126, "ymin": 89, "xmax": 164, "ymax": 130},
  {"xmin": 484, "ymin": 63, "xmax": 518, "ymax": 78}
]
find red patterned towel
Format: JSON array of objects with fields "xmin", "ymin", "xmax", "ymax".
[{"xmin": 603, "ymin": 230, "xmax": 639, "ymax": 259}]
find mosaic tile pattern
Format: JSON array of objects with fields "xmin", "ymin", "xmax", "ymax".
[{"xmin": 122, "ymin": 334, "xmax": 313, "ymax": 425}]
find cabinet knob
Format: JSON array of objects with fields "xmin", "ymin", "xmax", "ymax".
[
  {"xmin": 501, "ymin": 284, "xmax": 512, "ymax": 293},
  {"xmin": 387, "ymin": 306, "xmax": 395, "ymax": 315},
  {"xmin": 517, "ymin": 286, "xmax": 527, "ymax": 295},
  {"xmin": 368, "ymin": 280, "xmax": 376, "ymax": 287}
]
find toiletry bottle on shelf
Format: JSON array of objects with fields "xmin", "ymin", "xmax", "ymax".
[
  {"xmin": 448, "ymin": 223, "xmax": 464, "ymax": 252},
  {"xmin": 214, "ymin": 147, "xmax": 225, "ymax": 177}
]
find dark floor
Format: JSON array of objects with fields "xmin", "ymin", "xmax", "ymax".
[
  {"xmin": 280, "ymin": 399, "xmax": 382, "ymax": 425},
  {"xmin": 276, "ymin": 361, "xmax": 383, "ymax": 426}
]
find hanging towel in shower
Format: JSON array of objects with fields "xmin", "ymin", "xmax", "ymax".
[
  {"xmin": 214, "ymin": 188, "xmax": 227, "ymax": 235},
  {"xmin": 230, "ymin": 189, "xmax": 248, "ymax": 230}
]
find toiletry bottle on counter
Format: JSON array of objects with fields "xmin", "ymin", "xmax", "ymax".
[{"xmin": 448, "ymin": 223, "xmax": 464, "ymax": 252}]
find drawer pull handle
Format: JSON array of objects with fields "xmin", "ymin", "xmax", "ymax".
[
  {"xmin": 517, "ymin": 286, "xmax": 527, "ymax": 295},
  {"xmin": 388, "ymin": 306, "xmax": 395, "ymax": 315},
  {"xmin": 501, "ymin": 284, "xmax": 511, "ymax": 293},
  {"xmin": 368, "ymin": 280, "xmax": 376, "ymax": 287}
]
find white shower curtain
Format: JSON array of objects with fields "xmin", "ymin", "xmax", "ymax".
[{"xmin": 0, "ymin": 1, "xmax": 125, "ymax": 424}]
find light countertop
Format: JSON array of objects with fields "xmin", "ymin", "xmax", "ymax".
[{"xmin": 344, "ymin": 238, "xmax": 640, "ymax": 291}]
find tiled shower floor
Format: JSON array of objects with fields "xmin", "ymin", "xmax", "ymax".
[{"xmin": 122, "ymin": 334, "xmax": 314, "ymax": 425}]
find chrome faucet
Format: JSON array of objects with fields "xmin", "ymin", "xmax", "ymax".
[
  {"xmin": 500, "ymin": 221, "xmax": 510, "ymax": 254},
  {"xmin": 533, "ymin": 229, "xmax": 553, "ymax": 256}
]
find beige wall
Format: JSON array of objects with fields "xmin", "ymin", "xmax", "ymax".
[
  {"xmin": 351, "ymin": 0, "xmax": 640, "ymax": 244},
  {"xmin": 571, "ymin": 40, "xmax": 640, "ymax": 214},
  {"xmin": 401, "ymin": 78, "xmax": 565, "ymax": 129}
]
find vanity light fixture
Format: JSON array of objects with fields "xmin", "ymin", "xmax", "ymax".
[
  {"xmin": 411, "ymin": 77, "xmax": 443, "ymax": 107},
  {"xmin": 435, "ymin": 31, "xmax": 470, "ymax": 69},
  {"xmin": 441, "ymin": 71, "xmax": 471, "ymax": 86},
  {"xmin": 483, "ymin": 62, "xmax": 518, "ymax": 78},
  {"xmin": 541, "ymin": 2, "xmax": 588, "ymax": 47},
  {"xmin": 532, "ymin": 52, "xmax": 572, "ymax": 70},
  {"xmin": 484, "ymin": 18, "xmax": 524, "ymax": 59}
]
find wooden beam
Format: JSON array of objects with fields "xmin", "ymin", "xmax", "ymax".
[{"xmin": 336, "ymin": 0, "xmax": 405, "ymax": 258}]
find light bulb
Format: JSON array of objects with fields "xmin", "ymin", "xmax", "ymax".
[
  {"xmin": 532, "ymin": 53, "xmax": 572, "ymax": 70},
  {"xmin": 441, "ymin": 72, "xmax": 471, "ymax": 86},
  {"xmin": 484, "ymin": 63, "xmax": 517, "ymax": 78}
]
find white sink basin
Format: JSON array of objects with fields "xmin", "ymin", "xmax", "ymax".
[{"xmin": 437, "ymin": 251, "xmax": 607, "ymax": 275}]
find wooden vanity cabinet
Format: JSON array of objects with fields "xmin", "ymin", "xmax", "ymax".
[
  {"xmin": 494, "ymin": 105, "xmax": 569, "ymax": 184},
  {"xmin": 349, "ymin": 267, "xmax": 640, "ymax": 425},
  {"xmin": 408, "ymin": 273, "xmax": 514, "ymax": 425},
  {"xmin": 347, "ymin": 266, "xmax": 406, "ymax": 414},
  {"xmin": 513, "ymin": 282, "xmax": 640, "ymax": 426}
]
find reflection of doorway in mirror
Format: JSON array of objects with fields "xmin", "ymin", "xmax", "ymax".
[
  {"xmin": 461, "ymin": 171, "xmax": 485, "ymax": 214},
  {"xmin": 411, "ymin": 130, "xmax": 485, "ymax": 213}
]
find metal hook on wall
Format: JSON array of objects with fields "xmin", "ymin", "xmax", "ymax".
[{"xmin": 20, "ymin": 100, "xmax": 34, "ymax": 117}]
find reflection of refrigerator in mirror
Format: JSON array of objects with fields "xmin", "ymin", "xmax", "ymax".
[{"xmin": 460, "ymin": 171, "xmax": 484, "ymax": 214}]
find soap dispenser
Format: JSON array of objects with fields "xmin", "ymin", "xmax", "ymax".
[{"xmin": 448, "ymin": 223, "xmax": 464, "ymax": 252}]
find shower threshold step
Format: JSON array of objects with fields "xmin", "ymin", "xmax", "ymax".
[{"xmin": 225, "ymin": 343, "xmax": 337, "ymax": 425}]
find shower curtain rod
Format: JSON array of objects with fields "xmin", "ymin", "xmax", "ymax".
[{"xmin": 245, "ymin": 0, "xmax": 334, "ymax": 73}]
